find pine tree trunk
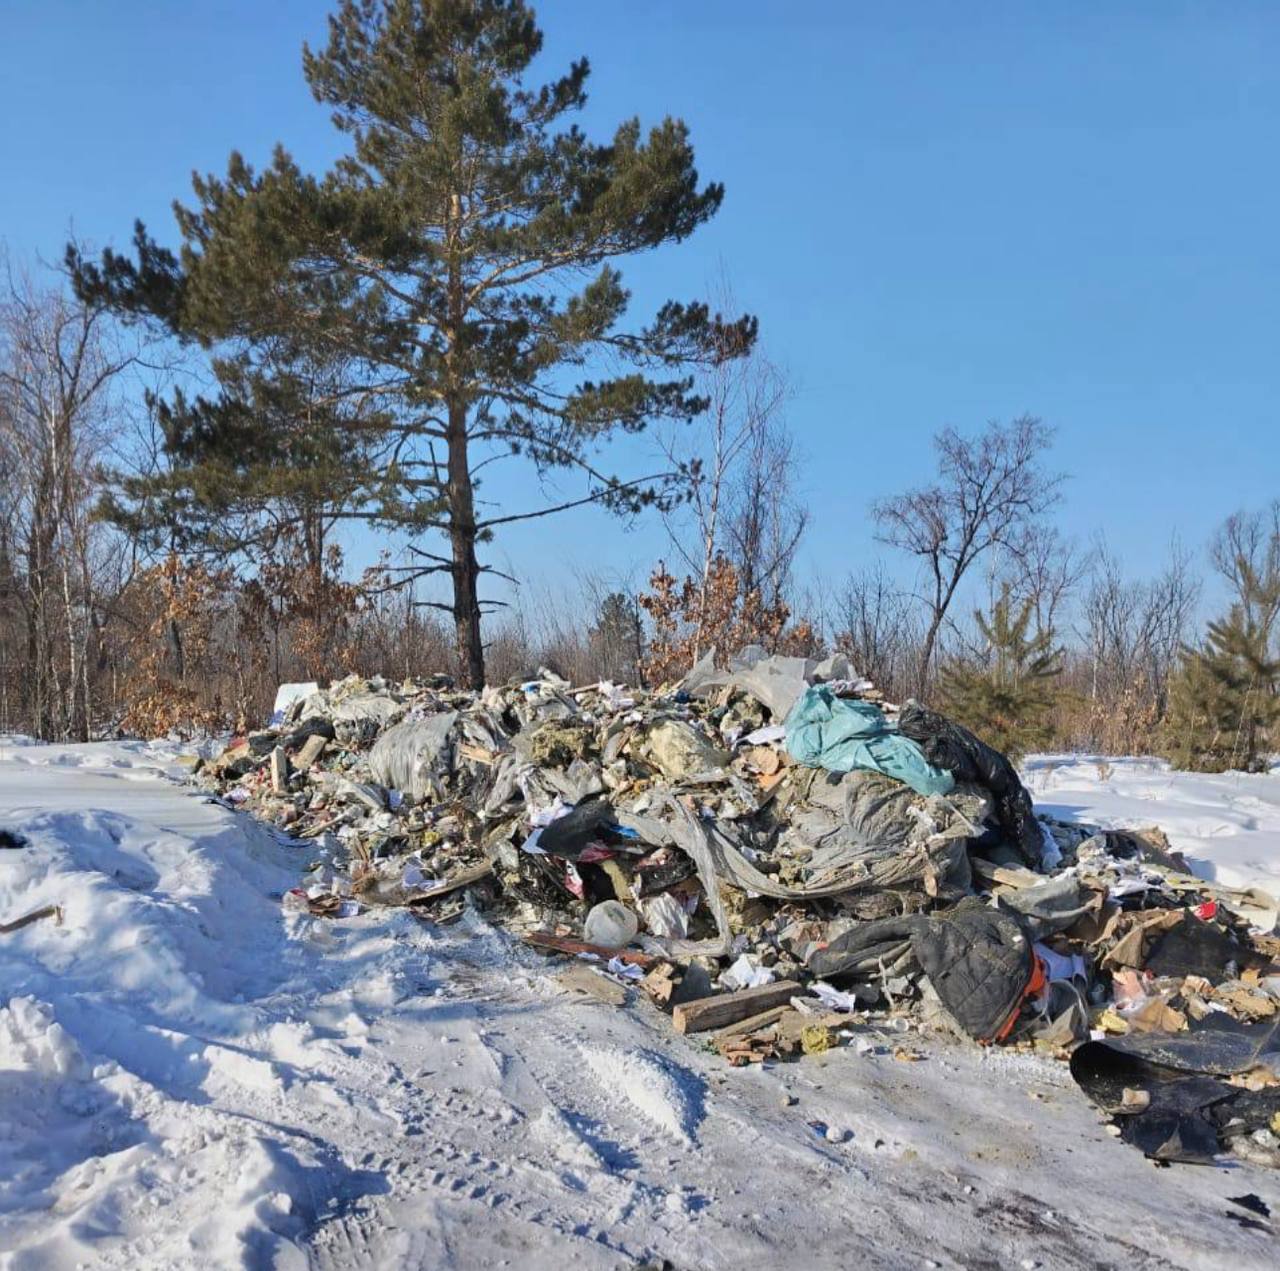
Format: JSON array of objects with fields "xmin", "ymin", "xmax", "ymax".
[
  {"xmin": 443, "ymin": 188, "xmax": 485, "ymax": 692},
  {"xmin": 446, "ymin": 400, "xmax": 484, "ymax": 691}
]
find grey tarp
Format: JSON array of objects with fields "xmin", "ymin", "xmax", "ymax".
[
  {"xmin": 613, "ymin": 781, "xmax": 983, "ymax": 958},
  {"xmin": 775, "ymin": 768, "xmax": 986, "ymax": 896},
  {"xmin": 679, "ymin": 645, "xmax": 857, "ymax": 719},
  {"xmin": 368, "ymin": 711, "xmax": 459, "ymax": 799}
]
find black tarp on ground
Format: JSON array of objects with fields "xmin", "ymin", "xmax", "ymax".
[{"xmin": 1070, "ymin": 1014, "xmax": 1280, "ymax": 1163}]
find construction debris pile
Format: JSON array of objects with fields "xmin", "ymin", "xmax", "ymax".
[{"xmin": 197, "ymin": 647, "xmax": 1280, "ymax": 1168}]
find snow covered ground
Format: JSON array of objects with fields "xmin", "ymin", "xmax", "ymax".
[
  {"xmin": 1025, "ymin": 754, "xmax": 1280, "ymax": 902},
  {"xmin": 2, "ymin": 740, "xmax": 1279, "ymax": 1270}
]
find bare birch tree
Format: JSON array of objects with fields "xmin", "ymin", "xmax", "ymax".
[
  {"xmin": 0, "ymin": 260, "xmax": 134, "ymax": 738},
  {"xmin": 658, "ymin": 279, "xmax": 804, "ymax": 658},
  {"xmin": 872, "ymin": 415, "xmax": 1062, "ymax": 693}
]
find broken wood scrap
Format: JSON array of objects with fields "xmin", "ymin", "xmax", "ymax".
[
  {"xmin": 522, "ymin": 932, "xmax": 657, "ymax": 968},
  {"xmin": 712, "ymin": 1007, "xmax": 804, "ymax": 1065},
  {"xmin": 557, "ymin": 963, "xmax": 628, "ymax": 1006},
  {"xmin": 404, "ymin": 862, "xmax": 495, "ymax": 908},
  {"xmin": 672, "ymin": 980, "xmax": 803, "ymax": 1035},
  {"xmin": 457, "ymin": 741, "xmax": 499, "ymax": 765},
  {"xmin": 1, "ymin": 903, "xmax": 62, "ymax": 935},
  {"xmin": 641, "ymin": 961, "xmax": 681, "ymax": 1007}
]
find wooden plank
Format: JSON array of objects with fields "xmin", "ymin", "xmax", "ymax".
[
  {"xmin": 557, "ymin": 964, "xmax": 628, "ymax": 1006},
  {"xmin": 404, "ymin": 862, "xmax": 495, "ymax": 908},
  {"xmin": 672, "ymin": 980, "xmax": 803, "ymax": 1035},
  {"xmin": 522, "ymin": 932, "xmax": 657, "ymax": 968},
  {"xmin": 1, "ymin": 903, "xmax": 62, "ymax": 935},
  {"xmin": 712, "ymin": 1004, "xmax": 791, "ymax": 1041}
]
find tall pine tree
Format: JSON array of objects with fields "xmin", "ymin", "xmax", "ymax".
[
  {"xmin": 70, "ymin": 0, "xmax": 753, "ymax": 688},
  {"xmin": 939, "ymin": 583, "xmax": 1063, "ymax": 762}
]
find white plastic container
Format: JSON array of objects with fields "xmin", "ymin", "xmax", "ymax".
[{"xmin": 582, "ymin": 900, "xmax": 639, "ymax": 948}]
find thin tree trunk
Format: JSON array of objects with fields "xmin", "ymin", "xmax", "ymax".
[{"xmin": 918, "ymin": 612, "xmax": 943, "ymax": 698}]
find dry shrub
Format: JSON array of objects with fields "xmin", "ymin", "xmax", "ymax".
[
  {"xmin": 241, "ymin": 535, "xmax": 364, "ymax": 682},
  {"xmin": 638, "ymin": 554, "xmax": 816, "ymax": 684},
  {"xmin": 1048, "ymin": 680, "xmax": 1160, "ymax": 756},
  {"xmin": 117, "ymin": 555, "xmax": 242, "ymax": 737}
]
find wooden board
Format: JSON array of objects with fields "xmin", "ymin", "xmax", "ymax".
[
  {"xmin": 557, "ymin": 964, "xmax": 628, "ymax": 1006},
  {"xmin": 404, "ymin": 862, "xmax": 495, "ymax": 907},
  {"xmin": 522, "ymin": 932, "xmax": 657, "ymax": 968},
  {"xmin": 711, "ymin": 1004, "xmax": 791, "ymax": 1041},
  {"xmin": 672, "ymin": 980, "xmax": 803, "ymax": 1035}
]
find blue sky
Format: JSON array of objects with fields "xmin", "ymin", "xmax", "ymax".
[{"xmin": 3, "ymin": 1, "xmax": 1277, "ymax": 620}]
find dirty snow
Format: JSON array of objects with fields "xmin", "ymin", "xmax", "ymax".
[{"xmin": 1, "ymin": 738, "xmax": 1279, "ymax": 1269}]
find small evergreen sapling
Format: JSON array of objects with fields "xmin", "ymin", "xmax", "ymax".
[
  {"xmin": 939, "ymin": 584, "xmax": 1063, "ymax": 763},
  {"xmin": 1165, "ymin": 565, "xmax": 1280, "ymax": 773}
]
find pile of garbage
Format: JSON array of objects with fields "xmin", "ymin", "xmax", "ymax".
[{"xmin": 197, "ymin": 647, "xmax": 1280, "ymax": 1168}]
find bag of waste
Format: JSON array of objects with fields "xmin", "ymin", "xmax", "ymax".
[
  {"xmin": 583, "ymin": 900, "xmax": 639, "ymax": 948},
  {"xmin": 784, "ymin": 687, "xmax": 954, "ymax": 796},
  {"xmin": 368, "ymin": 711, "xmax": 459, "ymax": 800},
  {"xmin": 897, "ymin": 700, "xmax": 1045, "ymax": 867}
]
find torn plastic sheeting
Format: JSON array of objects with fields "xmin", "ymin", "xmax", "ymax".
[
  {"xmin": 897, "ymin": 700, "xmax": 1043, "ymax": 866},
  {"xmin": 995, "ymin": 873, "xmax": 1095, "ymax": 937},
  {"xmin": 777, "ymin": 769, "xmax": 980, "ymax": 896},
  {"xmin": 740, "ymin": 723, "xmax": 786, "ymax": 746},
  {"xmin": 680, "ymin": 645, "xmax": 857, "ymax": 719},
  {"xmin": 367, "ymin": 711, "xmax": 459, "ymax": 799},
  {"xmin": 531, "ymin": 796, "xmax": 617, "ymax": 860},
  {"xmin": 612, "ymin": 792, "xmax": 953, "ymax": 959},
  {"xmin": 606, "ymin": 956, "xmax": 646, "ymax": 981},
  {"xmin": 1033, "ymin": 942, "xmax": 1087, "ymax": 985},
  {"xmin": 809, "ymin": 980, "xmax": 871, "ymax": 1012},
  {"xmin": 1069, "ymin": 1015, "xmax": 1280, "ymax": 1164},
  {"xmin": 784, "ymin": 687, "xmax": 954, "ymax": 797},
  {"xmin": 641, "ymin": 890, "xmax": 690, "ymax": 940},
  {"xmin": 328, "ymin": 693, "xmax": 406, "ymax": 728},
  {"xmin": 721, "ymin": 954, "xmax": 775, "ymax": 991},
  {"xmin": 271, "ymin": 681, "xmax": 319, "ymax": 724}
]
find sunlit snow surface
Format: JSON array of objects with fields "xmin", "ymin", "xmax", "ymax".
[
  {"xmin": 1025, "ymin": 754, "xmax": 1280, "ymax": 900},
  {"xmin": 1, "ymin": 738, "xmax": 1278, "ymax": 1269}
]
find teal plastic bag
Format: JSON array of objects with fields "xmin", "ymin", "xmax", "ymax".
[{"xmin": 784, "ymin": 686, "xmax": 954, "ymax": 796}]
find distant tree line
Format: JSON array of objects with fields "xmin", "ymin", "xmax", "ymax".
[{"xmin": 0, "ymin": 0, "xmax": 1274, "ymax": 771}]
